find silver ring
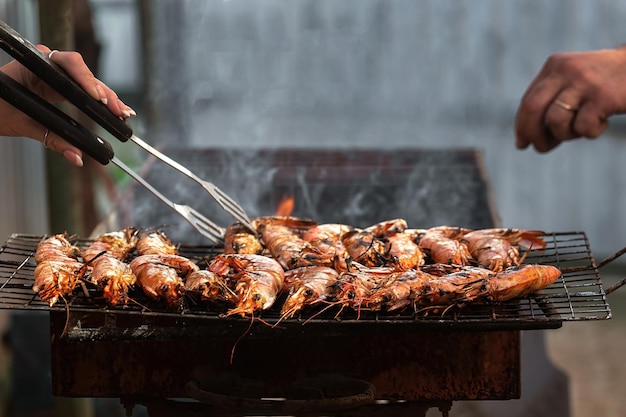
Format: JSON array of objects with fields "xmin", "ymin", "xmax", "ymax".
[
  {"xmin": 554, "ymin": 99, "xmax": 578, "ymax": 112},
  {"xmin": 48, "ymin": 50, "xmax": 57, "ymax": 60},
  {"xmin": 43, "ymin": 129, "xmax": 50, "ymax": 148}
]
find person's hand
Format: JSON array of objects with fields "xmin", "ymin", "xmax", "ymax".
[
  {"xmin": 0, "ymin": 44, "xmax": 135, "ymax": 166},
  {"xmin": 515, "ymin": 46, "xmax": 626, "ymax": 152}
]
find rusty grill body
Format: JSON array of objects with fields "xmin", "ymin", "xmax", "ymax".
[{"xmin": 0, "ymin": 149, "xmax": 612, "ymax": 414}]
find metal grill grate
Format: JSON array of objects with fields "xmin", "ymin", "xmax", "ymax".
[{"xmin": 0, "ymin": 232, "xmax": 610, "ymax": 332}]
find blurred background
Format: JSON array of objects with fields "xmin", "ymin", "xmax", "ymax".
[{"xmin": 0, "ymin": 0, "xmax": 625, "ymax": 416}]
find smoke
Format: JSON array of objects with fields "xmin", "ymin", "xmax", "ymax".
[{"xmin": 110, "ymin": 148, "xmax": 495, "ymax": 244}]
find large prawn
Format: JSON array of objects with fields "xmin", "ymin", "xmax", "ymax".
[
  {"xmin": 33, "ymin": 259, "xmax": 87, "ymax": 307},
  {"xmin": 223, "ymin": 222, "xmax": 264, "ymax": 255},
  {"xmin": 386, "ymin": 229, "xmax": 426, "ymax": 270},
  {"xmin": 185, "ymin": 269, "xmax": 237, "ymax": 304},
  {"xmin": 341, "ymin": 229, "xmax": 390, "ymax": 267},
  {"xmin": 301, "ymin": 223, "xmax": 354, "ymax": 270},
  {"xmin": 361, "ymin": 219, "xmax": 425, "ymax": 269},
  {"xmin": 415, "ymin": 264, "xmax": 494, "ymax": 307},
  {"xmin": 364, "ymin": 269, "xmax": 434, "ymax": 312},
  {"xmin": 481, "ymin": 264, "xmax": 561, "ymax": 302},
  {"xmin": 89, "ymin": 256, "xmax": 137, "ymax": 306},
  {"xmin": 81, "ymin": 228, "xmax": 138, "ymax": 262},
  {"xmin": 254, "ymin": 216, "xmax": 319, "ymax": 270},
  {"xmin": 33, "ymin": 234, "xmax": 86, "ymax": 306},
  {"xmin": 416, "ymin": 226, "xmax": 472, "ymax": 265},
  {"xmin": 461, "ymin": 228, "xmax": 547, "ymax": 272},
  {"xmin": 136, "ymin": 230, "xmax": 178, "ymax": 256},
  {"xmin": 34, "ymin": 233, "xmax": 80, "ymax": 264},
  {"xmin": 364, "ymin": 218, "xmax": 408, "ymax": 236},
  {"xmin": 279, "ymin": 266, "xmax": 340, "ymax": 320},
  {"xmin": 208, "ymin": 254, "xmax": 285, "ymax": 317},
  {"xmin": 331, "ymin": 266, "xmax": 396, "ymax": 316},
  {"xmin": 130, "ymin": 254, "xmax": 199, "ymax": 309}
]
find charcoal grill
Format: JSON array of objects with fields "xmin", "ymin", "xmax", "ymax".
[{"xmin": 0, "ymin": 148, "xmax": 613, "ymax": 416}]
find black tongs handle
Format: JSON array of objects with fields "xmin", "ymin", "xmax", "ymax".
[
  {"xmin": 0, "ymin": 71, "xmax": 114, "ymax": 164},
  {"xmin": 0, "ymin": 20, "xmax": 133, "ymax": 143}
]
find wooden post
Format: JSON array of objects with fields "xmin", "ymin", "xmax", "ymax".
[
  {"xmin": 39, "ymin": 0, "xmax": 105, "ymax": 236},
  {"xmin": 38, "ymin": 0, "xmax": 82, "ymax": 235},
  {"xmin": 38, "ymin": 6, "xmax": 95, "ymax": 417}
]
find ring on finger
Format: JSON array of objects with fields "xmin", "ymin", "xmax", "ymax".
[
  {"xmin": 48, "ymin": 50, "xmax": 58, "ymax": 60},
  {"xmin": 554, "ymin": 99, "xmax": 578, "ymax": 112},
  {"xmin": 43, "ymin": 129, "xmax": 51, "ymax": 148}
]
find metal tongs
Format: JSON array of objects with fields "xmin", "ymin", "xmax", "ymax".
[{"xmin": 0, "ymin": 20, "xmax": 255, "ymax": 244}]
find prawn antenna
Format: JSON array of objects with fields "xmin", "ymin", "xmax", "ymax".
[
  {"xmin": 60, "ymin": 294, "xmax": 71, "ymax": 338},
  {"xmin": 128, "ymin": 297, "xmax": 151, "ymax": 312},
  {"xmin": 304, "ymin": 300, "xmax": 340, "ymax": 325},
  {"xmin": 230, "ymin": 313, "xmax": 255, "ymax": 365},
  {"xmin": 519, "ymin": 247, "xmax": 531, "ymax": 264}
]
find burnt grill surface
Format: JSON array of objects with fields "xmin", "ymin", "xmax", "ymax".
[{"xmin": 0, "ymin": 231, "xmax": 610, "ymax": 332}]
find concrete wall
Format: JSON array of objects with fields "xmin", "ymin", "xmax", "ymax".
[{"xmin": 132, "ymin": 0, "xmax": 626, "ymax": 260}]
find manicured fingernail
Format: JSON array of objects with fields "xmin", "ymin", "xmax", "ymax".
[
  {"xmin": 96, "ymin": 84, "xmax": 108, "ymax": 105},
  {"xmin": 118, "ymin": 100, "xmax": 131, "ymax": 118},
  {"xmin": 63, "ymin": 150, "xmax": 84, "ymax": 167},
  {"xmin": 128, "ymin": 107, "xmax": 137, "ymax": 117}
]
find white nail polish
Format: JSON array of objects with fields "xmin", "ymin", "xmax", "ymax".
[
  {"xmin": 96, "ymin": 84, "xmax": 108, "ymax": 105},
  {"xmin": 63, "ymin": 150, "xmax": 84, "ymax": 167}
]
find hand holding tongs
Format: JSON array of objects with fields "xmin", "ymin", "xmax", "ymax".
[{"xmin": 0, "ymin": 20, "xmax": 256, "ymax": 244}]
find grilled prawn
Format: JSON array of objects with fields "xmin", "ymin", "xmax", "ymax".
[
  {"xmin": 185, "ymin": 269, "xmax": 236, "ymax": 303},
  {"xmin": 280, "ymin": 266, "xmax": 340, "ymax": 320},
  {"xmin": 417, "ymin": 226, "xmax": 472, "ymax": 265},
  {"xmin": 35, "ymin": 233, "xmax": 80, "ymax": 263},
  {"xmin": 481, "ymin": 264, "xmax": 561, "ymax": 302},
  {"xmin": 223, "ymin": 222, "xmax": 263, "ymax": 255},
  {"xmin": 136, "ymin": 231, "xmax": 178, "ymax": 256},
  {"xmin": 81, "ymin": 228, "xmax": 138, "ymax": 262},
  {"xmin": 332, "ymin": 266, "xmax": 396, "ymax": 313},
  {"xmin": 255, "ymin": 216, "xmax": 318, "ymax": 270},
  {"xmin": 301, "ymin": 224, "xmax": 353, "ymax": 270},
  {"xmin": 209, "ymin": 254, "xmax": 285, "ymax": 317},
  {"xmin": 90, "ymin": 256, "xmax": 137, "ymax": 305},
  {"xmin": 341, "ymin": 229, "xmax": 390, "ymax": 267},
  {"xmin": 415, "ymin": 265, "xmax": 494, "ymax": 306},
  {"xmin": 365, "ymin": 269, "xmax": 433, "ymax": 311},
  {"xmin": 364, "ymin": 218, "xmax": 408, "ymax": 237},
  {"xmin": 386, "ymin": 229, "xmax": 426, "ymax": 269},
  {"xmin": 33, "ymin": 259, "xmax": 87, "ymax": 306},
  {"xmin": 461, "ymin": 228, "xmax": 547, "ymax": 272},
  {"xmin": 130, "ymin": 254, "xmax": 199, "ymax": 309}
]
